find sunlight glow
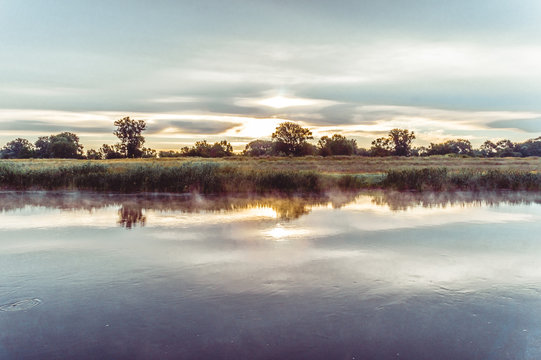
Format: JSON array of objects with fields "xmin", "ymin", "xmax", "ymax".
[
  {"xmin": 264, "ymin": 225, "xmax": 310, "ymax": 240},
  {"xmin": 257, "ymin": 96, "xmax": 318, "ymax": 109}
]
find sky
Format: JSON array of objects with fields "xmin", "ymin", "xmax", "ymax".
[{"xmin": 2, "ymin": 0, "xmax": 541, "ymax": 151}]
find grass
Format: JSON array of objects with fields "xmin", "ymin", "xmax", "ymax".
[
  {"xmin": 0, "ymin": 161, "xmax": 331, "ymax": 193},
  {"xmin": 383, "ymin": 168, "xmax": 541, "ymax": 191},
  {"xmin": 5, "ymin": 155, "xmax": 541, "ymax": 173},
  {"xmin": 1, "ymin": 157, "xmax": 541, "ymax": 193}
]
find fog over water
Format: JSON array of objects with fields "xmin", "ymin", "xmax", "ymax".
[{"xmin": 1, "ymin": 191, "xmax": 541, "ymax": 359}]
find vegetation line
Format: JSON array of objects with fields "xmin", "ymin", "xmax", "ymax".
[
  {"xmin": 1, "ymin": 162, "xmax": 540, "ymax": 193},
  {"xmin": 3, "ymin": 117, "xmax": 541, "ymax": 160}
]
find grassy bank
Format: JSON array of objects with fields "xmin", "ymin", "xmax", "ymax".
[
  {"xmin": 5, "ymin": 155, "xmax": 541, "ymax": 173},
  {"xmin": 383, "ymin": 168, "xmax": 541, "ymax": 191},
  {"xmin": 1, "ymin": 158, "xmax": 541, "ymax": 193},
  {"xmin": 0, "ymin": 161, "xmax": 367, "ymax": 193}
]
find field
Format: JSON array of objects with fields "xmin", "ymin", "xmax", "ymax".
[
  {"xmin": 4, "ymin": 155, "xmax": 541, "ymax": 173},
  {"xmin": 1, "ymin": 156, "xmax": 541, "ymax": 193}
]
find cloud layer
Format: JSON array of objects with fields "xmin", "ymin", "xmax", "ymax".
[{"xmin": 1, "ymin": 1, "xmax": 541, "ymax": 150}]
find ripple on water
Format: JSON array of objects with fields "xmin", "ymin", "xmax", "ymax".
[{"xmin": 0, "ymin": 298, "xmax": 42, "ymax": 312}]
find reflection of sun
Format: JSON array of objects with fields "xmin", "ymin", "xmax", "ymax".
[
  {"xmin": 264, "ymin": 224, "xmax": 310, "ymax": 241},
  {"xmin": 267, "ymin": 226, "xmax": 290, "ymax": 239},
  {"xmin": 258, "ymin": 96, "xmax": 316, "ymax": 109}
]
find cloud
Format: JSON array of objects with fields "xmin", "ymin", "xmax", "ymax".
[
  {"xmin": 487, "ymin": 118, "xmax": 541, "ymax": 133},
  {"xmin": 148, "ymin": 119, "xmax": 241, "ymax": 135},
  {"xmin": 0, "ymin": 120, "xmax": 111, "ymax": 134}
]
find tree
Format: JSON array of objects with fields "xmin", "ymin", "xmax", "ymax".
[
  {"xmin": 34, "ymin": 136, "xmax": 51, "ymax": 158},
  {"xmin": 388, "ymin": 128, "xmax": 415, "ymax": 156},
  {"xmin": 271, "ymin": 122, "xmax": 313, "ymax": 156},
  {"xmin": 317, "ymin": 134, "xmax": 357, "ymax": 156},
  {"xmin": 181, "ymin": 140, "xmax": 233, "ymax": 157},
  {"xmin": 426, "ymin": 139, "xmax": 473, "ymax": 156},
  {"xmin": 159, "ymin": 150, "xmax": 182, "ymax": 158},
  {"xmin": 181, "ymin": 140, "xmax": 212, "ymax": 157},
  {"xmin": 33, "ymin": 132, "xmax": 83, "ymax": 158},
  {"xmin": 479, "ymin": 140, "xmax": 497, "ymax": 157},
  {"xmin": 86, "ymin": 149, "xmax": 103, "ymax": 160},
  {"xmin": 514, "ymin": 138, "xmax": 541, "ymax": 157},
  {"xmin": 113, "ymin": 117, "xmax": 147, "ymax": 158},
  {"xmin": 370, "ymin": 137, "xmax": 392, "ymax": 156},
  {"xmin": 479, "ymin": 139, "xmax": 519, "ymax": 157},
  {"xmin": 141, "ymin": 147, "xmax": 157, "ymax": 158},
  {"xmin": 50, "ymin": 132, "xmax": 84, "ymax": 158},
  {"xmin": 370, "ymin": 129, "xmax": 415, "ymax": 156},
  {"xmin": 0, "ymin": 138, "xmax": 34, "ymax": 159},
  {"xmin": 494, "ymin": 140, "xmax": 516, "ymax": 157},
  {"xmin": 209, "ymin": 140, "xmax": 233, "ymax": 157},
  {"xmin": 243, "ymin": 140, "xmax": 275, "ymax": 156},
  {"xmin": 100, "ymin": 144, "xmax": 123, "ymax": 159}
]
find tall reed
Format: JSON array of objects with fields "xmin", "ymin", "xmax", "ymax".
[{"xmin": 383, "ymin": 168, "xmax": 541, "ymax": 191}]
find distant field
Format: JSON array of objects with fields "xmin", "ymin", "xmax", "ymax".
[{"xmin": 3, "ymin": 155, "xmax": 541, "ymax": 174}]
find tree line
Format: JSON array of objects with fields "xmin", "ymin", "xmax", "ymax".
[{"xmin": 2, "ymin": 117, "xmax": 541, "ymax": 159}]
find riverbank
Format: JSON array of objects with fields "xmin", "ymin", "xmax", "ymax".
[{"xmin": 1, "ymin": 157, "xmax": 540, "ymax": 193}]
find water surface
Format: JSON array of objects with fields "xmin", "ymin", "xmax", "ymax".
[{"xmin": 1, "ymin": 191, "xmax": 541, "ymax": 359}]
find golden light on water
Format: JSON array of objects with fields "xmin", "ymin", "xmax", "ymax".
[{"xmin": 264, "ymin": 224, "xmax": 311, "ymax": 240}]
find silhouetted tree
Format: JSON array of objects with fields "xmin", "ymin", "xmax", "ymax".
[
  {"xmin": 479, "ymin": 140, "xmax": 497, "ymax": 157},
  {"xmin": 159, "ymin": 150, "xmax": 183, "ymax": 158},
  {"xmin": 0, "ymin": 138, "xmax": 34, "ymax": 159},
  {"xmin": 181, "ymin": 140, "xmax": 233, "ymax": 157},
  {"xmin": 34, "ymin": 136, "xmax": 51, "ymax": 158},
  {"xmin": 271, "ymin": 122, "xmax": 313, "ymax": 156},
  {"xmin": 318, "ymin": 134, "xmax": 357, "ymax": 156},
  {"xmin": 243, "ymin": 140, "xmax": 275, "ymax": 156},
  {"xmin": 141, "ymin": 147, "xmax": 157, "ymax": 158},
  {"xmin": 50, "ymin": 132, "xmax": 84, "ymax": 158},
  {"xmin": 370, "ymin": 137, "xmax": 393, "ymax": 156},
  {"xmin": 370, "ymin": 129, "xmax": 415, "ymax": 156},
  {"xmin": 388, "ymin": 128, "xmax": 415, "ymax": 156},
  {"xmin": 33, "ymin": 132, "xmax": 84, "ymax": 158},
  {"xmin": 425, "ymin": 139, "xmax": 473, "ymax": 156},
  {"xmin": 86, "ymin": 149, "xmax": 103, "ymax": 160},
  {"xmin": 511, "ymin": 137, "xmax": 541, "ymax": 157},
  {"xmin": 100, "ymin": 144, "xmax": 123, "ymax": 159},
  {"xmin": 113, "ymin": 117, "xmax": 147, "ymax": 158}
]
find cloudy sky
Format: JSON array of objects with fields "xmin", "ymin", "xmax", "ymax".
[{"xmin": 2, "ymin": 0, "xmax": 541, "ymax": 151}]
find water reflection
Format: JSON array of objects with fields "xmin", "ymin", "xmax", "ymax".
[
  {"xmin": 372, "ymin": 190, "xmax": 541, "ymax": 211},
  {"xmin": 2, "ymin": 190, "xmax": 541, "ymax": 359},
  {"xmin": 2, "ymin": 190, "xmax": 541, "ymax": 229},
  {"xmin": 117, "ymin": 205, "xmax": 146, "ymax": 229}
]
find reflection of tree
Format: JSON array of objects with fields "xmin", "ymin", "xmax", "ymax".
[
  {"xmin": 371, "ymin": 191, "xmax": 541, "ymax": 211},
  {"xmin": 264, "ymin": 199, "xmax": 311, "ymax": 220},
  {"xmin": 117, "ymin": 205, "xmax": 146, "ymax": 229},
  {"xmin": 4, "ymin": 190, "xmax": 540, "ymax": 227}
]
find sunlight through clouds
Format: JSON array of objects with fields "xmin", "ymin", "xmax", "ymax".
[{"xmin": 2, "ymin": 1, "xmax": 541, "ymax": 149}]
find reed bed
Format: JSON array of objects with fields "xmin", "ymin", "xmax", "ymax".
[
  {"xmin": 1, "ymin": 160, "xmax": 541, "ymax": 193},
  {"xmin": 383, "ymin": 168, "xmax": 541, "ymax": 191},
  {"xmin": 0, "ymin": 162, "xmax": 342, "ymax": 193}
]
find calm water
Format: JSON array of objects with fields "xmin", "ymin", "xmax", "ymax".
[{"xmin": 2, "ymin": 191, "xmax": 541, "ymax": 359}]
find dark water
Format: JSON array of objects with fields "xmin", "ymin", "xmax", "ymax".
[{"xmin": 1, "ymin": 191, "xmax": 541, "ymax": 359}]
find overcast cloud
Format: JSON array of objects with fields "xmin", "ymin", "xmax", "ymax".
[{"xmin": 1, "ymin": 0, "xmax": 541, "ymax": 150}]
